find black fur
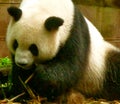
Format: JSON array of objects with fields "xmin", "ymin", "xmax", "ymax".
[
  {"xmin": 29, "ymin": 44, "xmax": 39, "ymax": 56},
  {"xmin": 7, "ymin": 6, "xmax": 22, "ymax": 21},
  {"xmin": 13, "ymin": 40, "xmax": 18, "ymax": 51},
  {"xmin": 44, "ymin": 16, "xmax": 64, "ymax": 31},
  {"xmin": 102, "ymin": 50, "xmax": 120, "ymax": 100},
  {"xmin": 10, "ymin": 7, "xmax": 90, "ymax": 102}
]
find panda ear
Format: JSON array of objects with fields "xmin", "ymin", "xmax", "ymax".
[
  {"xmin": 7, "ymin": 6, "xmax": 22, "ymax": 21},
  {"xmin": 44, "ymin": 16, "xmax": 64, "ymax": 31}
]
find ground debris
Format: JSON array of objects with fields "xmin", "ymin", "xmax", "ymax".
[
  {"xmin": 1, "ymin": 95, "xmax": 120, "ymax": 104},
  {"xmin": 1, "ymin": 69, "xmax": 120, "ymax": 104},
  {"xmin": 84, "ymin": 98, "xmax": 120, "ymax": 104},
  {"xmin": 0, "ymin": 92, "xmax": 25, "ymax": 104},
  {"xmin": 25, "ymin": 96, "xmax": 47, "ymax": 104},
  {"xmin": 0, "ymin": 93, "xmax": 47, "ymax": 104}
]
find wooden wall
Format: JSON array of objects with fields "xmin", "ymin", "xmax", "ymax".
[
  {"xmin": 78, "ymin": 5, "xmax": 120, "ymax": 47},
  {"xmin": 73, "ymin": 0, "xmax": 120, "ymax": 8},
  {"xmin": 73, "ymin": 0, "xmax": 120, "ymax": 47},
  {"xmin": 0, "ymin": 0, "xmax": 120, "ymax": 57},
  {"xmin": 0, "ymin": 0, "xmax": 20, "ymax": 57}
]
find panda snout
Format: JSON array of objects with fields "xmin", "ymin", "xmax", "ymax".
[
  {"xmin": 15, "ymin": 51, "xmax": 34, "ymax": 69},
  {"xmin": 16, "ymin": 61, "xmax": 29, "ymax": 68},
  {"xmin": 16, "ymin": 61, "xmax": 33, "ymax": 69},
  {"xmin": 16, "ymin": 59, "xmax": 33, "ymax": 69}
]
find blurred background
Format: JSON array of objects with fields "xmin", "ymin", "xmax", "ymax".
[{"xmin": 0, "ymin": 0, "xmax": 120, "ymax": 57}]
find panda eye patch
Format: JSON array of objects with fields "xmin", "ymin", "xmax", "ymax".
[
  {"xmin": 13, "ymin": 39, "xmax": 18, "ymax": 50},
  {"xmin": 29, "ymin": 44, "xmax": 38, "ymax": 56}
]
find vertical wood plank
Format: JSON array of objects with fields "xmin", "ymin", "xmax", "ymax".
[{"xmin": 0, "ymin": 2, "xmax": 20, "ymax": 57}]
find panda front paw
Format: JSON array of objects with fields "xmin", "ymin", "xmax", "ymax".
[{"xmin": 66, "ymin": 90, "xmax": 85, "ymax": 104}]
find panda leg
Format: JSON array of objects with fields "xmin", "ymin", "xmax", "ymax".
[
  {"xmin": 43, "ymin": 90, "xmax": 85, "ymax": 104},
  {"xmin": 102, "ymin": 50, "xmax": 120, "ymax": 100}
]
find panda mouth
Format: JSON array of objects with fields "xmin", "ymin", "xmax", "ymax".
[{"xmin": 16, "ymin": 63, "xmax": 36, "ymax": 70}]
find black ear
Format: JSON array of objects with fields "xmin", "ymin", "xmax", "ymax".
[
  {"xmin": 44, "ymin": 16, "xmax": 64, "ymax": 31},
  {"xmin": 7, "ymin": 6, "xmax": 22, "ymax": 21}
]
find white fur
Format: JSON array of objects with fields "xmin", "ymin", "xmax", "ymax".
[
  {"xmin": 6, "ymin": 0, "xmax": 74, "ymax": 67},
  {"xmin": 79, "ymin": 17, "xmax": 120, "ymax": 95}
]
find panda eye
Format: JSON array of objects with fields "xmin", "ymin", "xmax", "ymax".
[
  {"xmin": 29, "ymin": 44, "xmax": 38, "ymax": 56},
  {"xmin": 13, "ymin": 40, "xmax": 18, "ymax": 50}
]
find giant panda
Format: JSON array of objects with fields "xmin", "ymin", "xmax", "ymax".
[{"xmin": 6, "ymin": 0, "xmax": 120, "ymax": 103}]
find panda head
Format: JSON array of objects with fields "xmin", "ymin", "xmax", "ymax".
[{"xmin": 6, "ymin": 0, "xmax": 74, "ymax": 69}]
